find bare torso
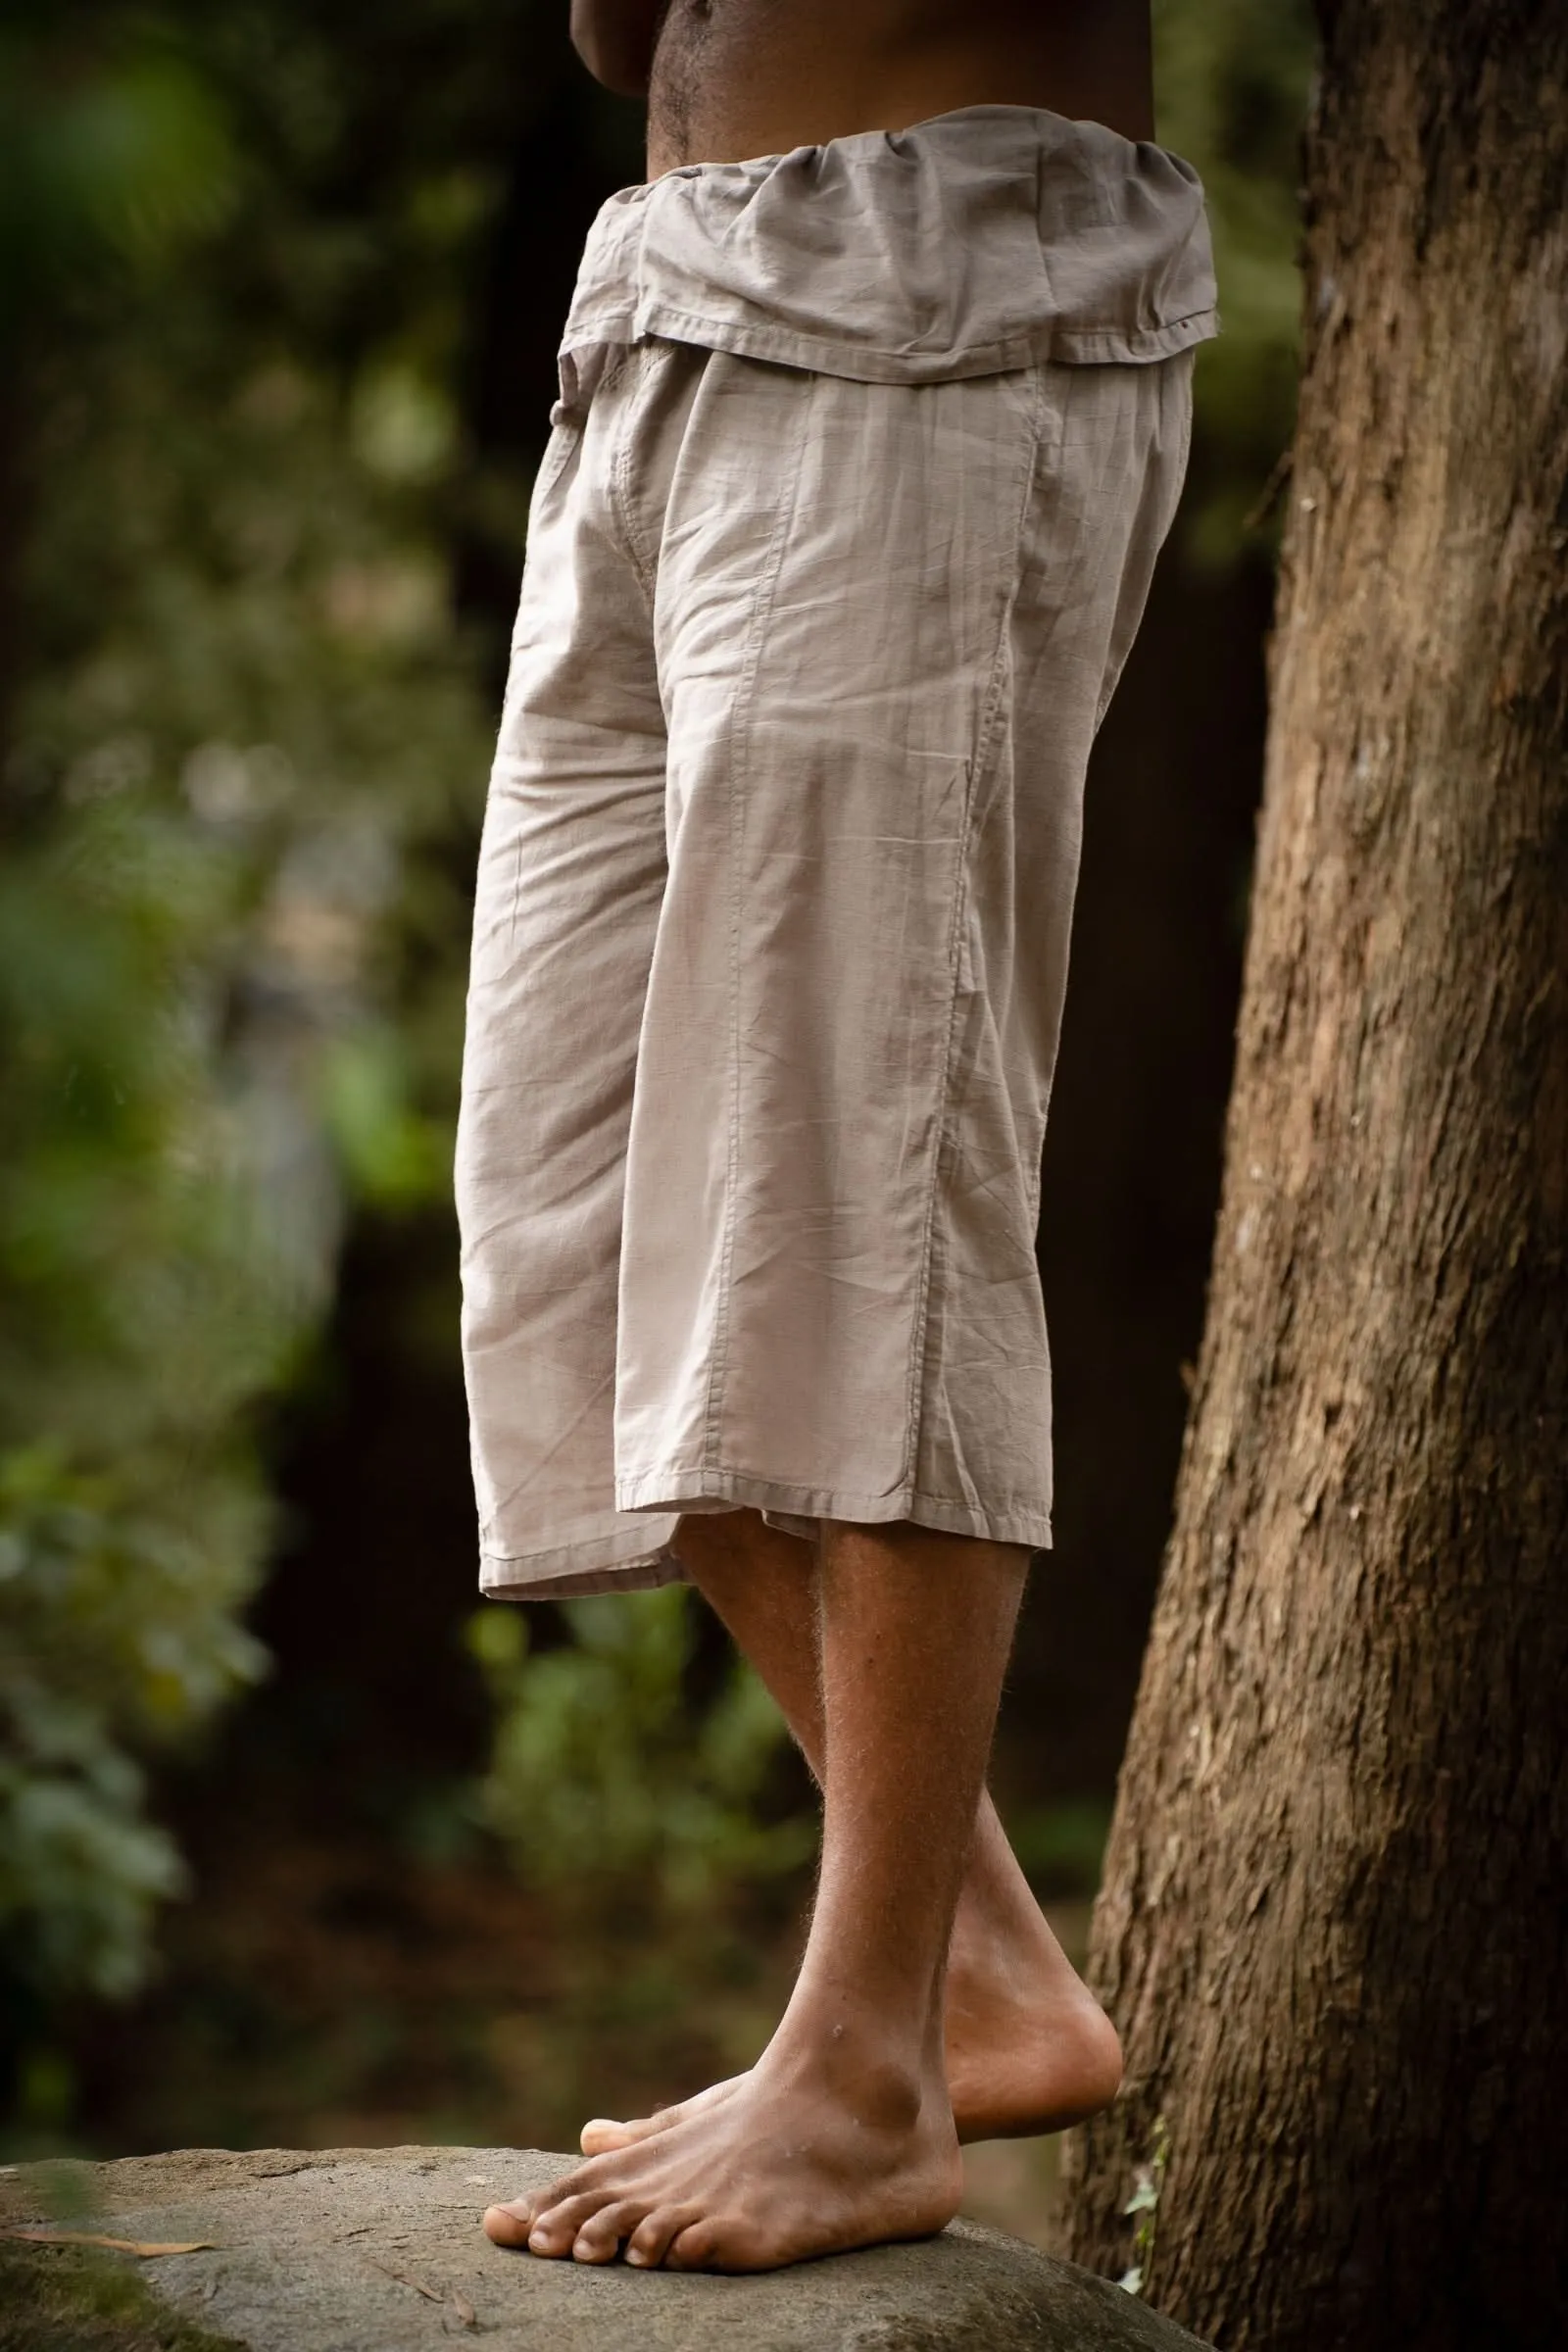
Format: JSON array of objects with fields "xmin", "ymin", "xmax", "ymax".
[{"xmin": 644, "ymin": 0, "xmax": 1154, "ymax": 176}]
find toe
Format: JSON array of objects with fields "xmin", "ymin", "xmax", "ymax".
[
  {"xmin": 482, "ymin": 2201, "xmax": 535, "ymax": 2248},
  {"xmin": 578, "ymin": 2117, "xmax": 635, "ymax": 2154},
  {"xmin": 625, "ymin": 2204, "xmax": 702, "ymax": 2269},
  {"xmin": 582, "ymin": 2103, "xmax": 680, "ymax": 2153},
  {"xmin": 663, "ymin": 2219, "xmax": 722, "ymax": 2272},
  {"xmin": 580, "ymin": 2077, "xmax": 745, "ymax": 2160},
  {"xmin": 524, "ymin": 2191, "xmax": 610, "ymax": 2258},
  {"xmin": 570, "ymin": 2201, "xmax": 643, "ymax": 2263}
]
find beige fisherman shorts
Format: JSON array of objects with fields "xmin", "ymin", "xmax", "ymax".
[{"xmin": 456, "ymin": 106, "xmax": 1218, "ymax": 1598}]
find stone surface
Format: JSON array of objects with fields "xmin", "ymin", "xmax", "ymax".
[{"xmin": 3, "ymin": 2146, "xmax": 1215, "ymax": 2351}]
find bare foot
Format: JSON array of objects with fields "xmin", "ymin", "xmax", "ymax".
[
  {"xmin": 581, "ymin": 1890, "xmax": 1120, "ymax": 2156},
  {"xmin": 484, "ymin": 2041, "xmax": 960, "ymax": 2272},
  {"xmin": 942, "ymin": 1889, "xmax": 1122, "ymax": 2141}
]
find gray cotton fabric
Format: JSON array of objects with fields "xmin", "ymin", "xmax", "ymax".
[{"xmin": 456, "ymin": 104, "xmax": 1218, "ymax": 1599}]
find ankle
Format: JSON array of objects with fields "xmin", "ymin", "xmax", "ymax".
[
  {"xmin": 764, "ymin": 1997, "xmax": 944, "ymax": 2125},
  {"xmin": 767, "ymin": 2043, "xmax": 937, "ymax": 2135}
]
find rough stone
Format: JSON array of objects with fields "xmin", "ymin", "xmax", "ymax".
[{"xmin": 3, "ymin": 2146, "xmax": 1215, "ymax": 2351}]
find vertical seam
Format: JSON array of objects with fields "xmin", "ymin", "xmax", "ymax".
[
  {"xmin": 497, "ymin": 416, "xmax": 589, "ymax": 963},
  {"xmin": 527, "ymin": 416, "xmax": 581, "ymax": 519},
  {"xmin": 898, "ymin": 364, "xmax": 1051, "ymax": 1494},
  {"xmin": 1091, "ymin": 360, "xmax": 1188, "ymax": 738},
  {"xmin": 608, "ymin": 346, "xmax": 662, "ymax": 610},
  {"xmin": 701, "ymin": 369, "xmax": 816, "ymax": 1474}
]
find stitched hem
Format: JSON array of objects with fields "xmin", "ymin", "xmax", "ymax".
[
  {"xmin": 478, "ymin": 1512, "xmax": 685, "ymax": 1601},
  {"xmin": 615, "ymin": 1466, "xmax": 1052, "ymax": 1551}
]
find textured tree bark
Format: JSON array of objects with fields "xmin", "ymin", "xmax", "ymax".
[{"xmin": 1059, "ymin": 7, "xmax": 1568, "ymax": 2350}]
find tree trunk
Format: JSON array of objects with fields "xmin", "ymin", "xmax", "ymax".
[{"xmin": 1059, "ymin": 7, "xmax": 1568, "ymax": 2348}]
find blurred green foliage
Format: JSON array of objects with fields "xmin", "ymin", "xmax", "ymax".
[
  {"xmin": 1154, "ymin": 0, "xmax": 1316, "ymax": 560},
  {"xmin": 0, "ymin": 2, "xmax": 495, "ymax": 2028},
  {"xmin": 0, "ymin": 17, "xmax": 238, "ymax": 323},
  {"xmin": 0, "ymin": 0, "xmax": 1316, "ymax": 2096},
  {"xmin": 469, "ymin": 1592, "xmax": 813, "ymax": 1917}
]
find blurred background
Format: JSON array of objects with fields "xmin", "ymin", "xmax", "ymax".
[{"xmin": 0, "ymin": 0, "xmax": 1312, "ymax": 2246}]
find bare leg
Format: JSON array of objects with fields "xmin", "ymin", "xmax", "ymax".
[
  {"xmin": 582, "ymin": 1507, "xmax": 1121, "ymax": 2150},
  {"xmin": 484, "ymin": 1520, "xmax": 1026, "ymax": 2270}
]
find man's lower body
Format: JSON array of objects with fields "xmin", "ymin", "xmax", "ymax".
[
  {"xmin": 489, "ymin": 1510, "xmax": 1046, "ymax": 2268},
  {"xmin": 456, "ymin": 240, "xmax": 1195, "ymax": 2266}
]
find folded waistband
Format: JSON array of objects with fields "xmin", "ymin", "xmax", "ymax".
[{"xmin": 557, "ymin": 103, "xmax": 1220, "ymax": 411}]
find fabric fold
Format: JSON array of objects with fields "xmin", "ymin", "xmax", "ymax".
[{"xmin": 556, "ymin": 102, "xmax": 1219, "ymax": 418}]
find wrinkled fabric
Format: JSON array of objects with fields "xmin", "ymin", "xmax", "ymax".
[
  {"xmin": 456, "ymin": 106, "xmax": 1216, "ymax": 1598},
  {"xmin": 558, "ymin": 103, "xmax": 1217, "ymax": 403}
]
